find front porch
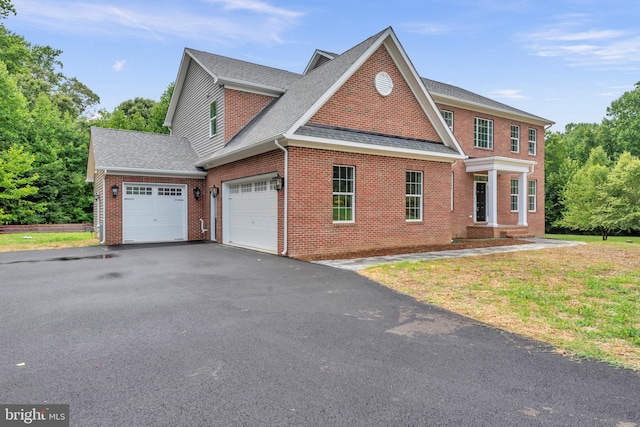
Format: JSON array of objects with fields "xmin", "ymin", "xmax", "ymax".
[{"xmin": 466, "ymin": 225, "xmax": 534, "ymax": 239}]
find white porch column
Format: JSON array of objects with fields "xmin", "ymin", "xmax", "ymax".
[
  {"xmin": 518, "ymin": 172, "xmax": 528, "ymax": 226},
  {"xmin": 487, "ymin": 169, "xmax": 498, "ymax": 227}
]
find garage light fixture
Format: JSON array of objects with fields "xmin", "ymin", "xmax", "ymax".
[
  {"xmin": 272, "ymin": 174, "xmax": 284, "ymax": 191},
  {"xmin": 211, "ymin": 185, "xmax": 219, "ymax": 197},
  {"xmin": 111, "ymin": 184, "xmax": 119, "ymax": 197},
  {"xmin": 193, "ymin": 187, "xmax": 201, "ymax": 200}
]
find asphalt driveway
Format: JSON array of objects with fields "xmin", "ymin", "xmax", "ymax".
[{"xmin": 0, "ymin": 243, "xmax": 638, "ymax": 426}]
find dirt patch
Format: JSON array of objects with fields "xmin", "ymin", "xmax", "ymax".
[{"xmin": 296, "ymin": 238, "xmax": 533, "ymax": 261}]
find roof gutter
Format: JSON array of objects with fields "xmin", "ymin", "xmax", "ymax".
[
  {"xmin": 96, "ymin": 167, "xmax": 207, "ymax": 178},
  {"xmin": 274, "ymin": 139, "xmax": 288, "ymax": 256}
]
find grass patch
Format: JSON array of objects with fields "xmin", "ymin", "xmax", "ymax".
[
  {"xmin": 362, "ymin": 240, "xmax": 640, "ymax": 370},
  {"xmin": 0, "ymin": 232, "xmax": 99, "ymax": 252},
  {"xmin": 546, "ymin": 233, "xmax": 640, "ymax": 244}
]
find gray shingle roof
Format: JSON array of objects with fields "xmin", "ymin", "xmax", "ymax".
[
  {"xmin": 186, "ymin": 48, "xmax": 301, "ymax": 92},
  {"xmin": 422, "ymin": 78, "xmax": 552, "ymax": 123},
  {"xmin": 90, "ymin": 127, "xmax": 203, "ymax": 173},
  {"xmin": 295, "ymin": 124, "xmax": 459, "ymax": 156},
  {"xmin": 206, "ymin": 28, "xmax": 389, "ymax": 161}
]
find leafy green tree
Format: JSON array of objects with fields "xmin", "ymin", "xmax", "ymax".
[
  {"xmin": 560, "ymin": 147, "xmax": 612, "ymax": 239},
  {"xmin": 147, "ymin": 82, "xmax": 174, "ymax": 134},
  {"xmin": 0, "ymin": 0, "xmax": 15, "ymax": 19},
  {"xmin": 601, "ymin": 82, "xmax": 640, "ymax": 158},
  {"xmin": 598, "ymin": 152, "xmax": 640, "ymax": 234},
  {"xmin": 0, "ymin": 60, "xmax": 28, "ymax": 150},
  {"xmin": 0, "ymin": 144, "xmax": 43, "ymax": 223}
]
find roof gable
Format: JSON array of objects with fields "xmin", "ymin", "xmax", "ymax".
[
  {"xmin": 201, "ymin": 27, "xmax": 464, "ymax": 167},
  {"xmin": 165, "ymin": 48, "xmax": 301, "ymax": 127}
]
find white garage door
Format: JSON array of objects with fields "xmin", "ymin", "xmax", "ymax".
[
  {"xmin": 122, "ymin": 184, "xmax": 187, "ymax": 243},
  {"xmin": 226, "ymin": 178, "xmax": 277, "ymax": 252}
]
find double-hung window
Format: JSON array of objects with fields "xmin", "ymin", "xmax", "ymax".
[
  {"xmin": 441, "ymin": 110, "xmax": 453, "ymax": 131},
  {"xmin": 528, "ymin": 180, "xmax": 537, "ymax": 212},
  {"xmin": 209, "ymin": 101, "xmax": 217, "ymax": 137},
  {"xmin": 511, "ymin": 125, "xmax": 520, "ymax": 153},
  {"xmin": 333, "ymin": 165, "xmax": 354, "ymax": 222},
  {"xmin": 528, "ymin": 128, "xmax": 537, "ymax": 155},
  {"xmin": 474, "ymin": 117, "xmax": 493, "ymax": 149},
  {"xmin": 510, "ymin": 179, "xmax": 519, "ymax": 212},
  {"xmin": 406, "ymin": 171, "xmax": 423, "ymax": 221}
]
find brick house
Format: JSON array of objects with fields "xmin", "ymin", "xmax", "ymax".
[{"xmin": 86, "ymin": 27, "xmax": 552, "ymax": 258}]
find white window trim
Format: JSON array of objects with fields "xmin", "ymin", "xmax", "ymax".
[
  {"xmin": 511, "ymin": 124, "xmax": 520, "ymax": 153},
  {"xmin": 406, "ymin": 170, "xmax": 423, "ymax": 222},
  {"xmin": 333, "ymin": 165, "xmax": 355, "ymax": 223},
  {"xmin": 528, "ymin": 128, "xmax": 537, "ymax": 155},
  {"xmin": 510, "ymin": 179, "xmax": 519, "ymax": 212},
  {"xmin": 441, "ymin": 110, "xmax": 454, "ymax": 131},
  {"xmin": 474, "ymin": 117, "xmax": 493, "ymax": 149},
  {"xmin": 528, "ymin": 180, "xmax": 537, "ymax": 212},
  {"xmin": 209, "ymin": 101, "xmax": 217, "ymax": 137}
]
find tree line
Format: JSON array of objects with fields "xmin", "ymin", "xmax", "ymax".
[
  {"xmin": 546, "ymin": 82, "xmax": 640, "ymax": 238},
  {"xmin": 0, "ymin": 2, "xmax": 170, "ymax": 224}
]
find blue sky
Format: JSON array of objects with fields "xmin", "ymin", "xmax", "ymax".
[{"xmin": 7, "ymin": 0, "xmax": 640, "ymax": 131}]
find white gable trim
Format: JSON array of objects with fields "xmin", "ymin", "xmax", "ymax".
[{"xmin": 283, "ymin": 28, "xmax": 466, "ymax": 159}]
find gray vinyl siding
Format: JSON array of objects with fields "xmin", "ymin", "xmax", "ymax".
[
  {"xmin": 93, "ymin": 170, "xmax": 105, "ymax": 238},
  {"xmin": 171, "ymin": 60, "xmax": 225, "ymax": 158}
]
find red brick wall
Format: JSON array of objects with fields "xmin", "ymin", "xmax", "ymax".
[
  {"xmin": 442, "ymin": 104, "xmax": 545, "ymax": 237},
  {"xmin": 205, "ymin": 149, "xmax": 285, "ymax": 249},
  {"xmin": 310, "ymin": 45, "xmax": 442, "ymax": 143},
  {"xmin": 224, "ymin": 89, "xmax": 275, "ymax": 144},
  {"xmin": 286, "ymin": 146, "xmax": 453, "ymax": 258},
  {"xmin": 103, "ymin": 175, "xmax": 206, "ymax": 246}
]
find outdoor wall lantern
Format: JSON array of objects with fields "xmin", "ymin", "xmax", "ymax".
[
  {"xmin": 111, "ymin": 184, "xmax": 119, "ymax": 198},
  {"xmin": 272, "ymin": 174, "xmax": 284, "ymax": 191},
  {"xmin": 211, "ymin": 185, "xmax": 219, "ymax": 197},
  {"xmin": 193, "ymin": 187, "xmax": 201, "ymax": 200}
]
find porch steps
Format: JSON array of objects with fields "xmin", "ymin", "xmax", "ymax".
[{"xmin": 500, "ymin": 227, "xmax": 535, "ymax": 239}]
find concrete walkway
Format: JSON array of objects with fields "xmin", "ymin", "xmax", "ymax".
[{"xmin": 314, "ymin": 238, "xmax": 585, "ymax": 271}]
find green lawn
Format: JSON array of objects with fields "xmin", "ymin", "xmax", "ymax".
[
  {"xmin": 546, "ymin": 233, "xmax": 640, "ymax": 244},
  {"xmin": 363, "ymin": 236, "xmax": 640, "ymax": 370},
  {"xmin": 0, "ymin": 232, "xmax": 99, "ymax": 252}
]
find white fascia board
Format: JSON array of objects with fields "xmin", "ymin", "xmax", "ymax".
[
  {"xmin": 220, "ymin": 78, "xmax": 285, "ymax": 97},
  {"xmin": 381, "ymin": 35, "xmax": 466, "ymax": 158},
  {"xmin": 289, "ymin": 134, "xmax": 465, "ymax": 163},
  {"xmin": 285, "ymin": 28, "xmax": 394, "ymax": 137},
  {"xmin": 464, "ymin": 156, "xmax": 537, "ymax": 173},
  {"xmin": 99, "ymin": 167, "xmax": 207, "ymax": 178},
  {"xmin": 431, "ymin": 93, "xmax": 554, "ymax": 127}
]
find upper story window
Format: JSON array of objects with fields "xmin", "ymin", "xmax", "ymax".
[
  {"xmin": 406, "ymin": 171, "xmax": 423, "ymax": 221},
  {"xmin": 528, "ymin": 128, "xmax": 537, "ymax": 155},
  {"xmin": 474, "ymin": 117, "xmax": 493, "ymax": 149},
  {"xmin": 511, "ymin": 125, "xmax": 520, "ymax": 153},
  {"xmin": 333, "ymin": 165, "xmax": 354, "ymax": 222},
  {"xmin": 209, "ymin": 101, "xmax": 217, "ymax": 137},
  {"xmin": 441, "ymin": 110, "xmax": 453, "ymax": 131}
]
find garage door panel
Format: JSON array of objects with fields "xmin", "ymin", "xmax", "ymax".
[
  {"xmin": 123, "ymin": 184, "xmax": 187, "ymax": 243},
  {"xmin": 226, "ymin": 179, "xmax": 277, "ymax": 252}
]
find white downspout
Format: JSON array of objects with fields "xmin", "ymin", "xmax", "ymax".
[{"xmin": 275, "ymin": 139, "xmax": 288, "ymax": 256}]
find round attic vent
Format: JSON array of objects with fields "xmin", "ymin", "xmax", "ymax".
[{"xmin": 374, "ymin": 72, "xmax": 393, "ymax": 96}]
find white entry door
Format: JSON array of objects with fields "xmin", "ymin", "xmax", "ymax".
[
  {"xmin": 225, "ymin": 177, "xmax": 277, "ymax": 252},
  {"xmin": 122, "ymin": 184, "xmax": 187, "ymax": 243}
]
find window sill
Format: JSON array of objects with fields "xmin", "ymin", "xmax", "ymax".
[{"xmin": 333, "ymin": 221, "xmax": 355, "ymax": 226}]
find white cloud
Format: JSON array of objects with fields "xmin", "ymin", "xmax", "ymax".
[
  {"xmin": 402, "ymin": 22, "xmax": 452, "ymax": 36},
  {"xmin": 12, "ymin": 0, "xmax": 304, "ymax": 45},
  {"xmin": 487, "ymin": 89, "xmax": 528, "ymax": 100},
  {"xmin": 112, "ymin": 60, "xmax": 126, "ymax": 72},
  {"xmin": 520, "ymin": 15, "xmax": 640, "ymax": 70}
]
